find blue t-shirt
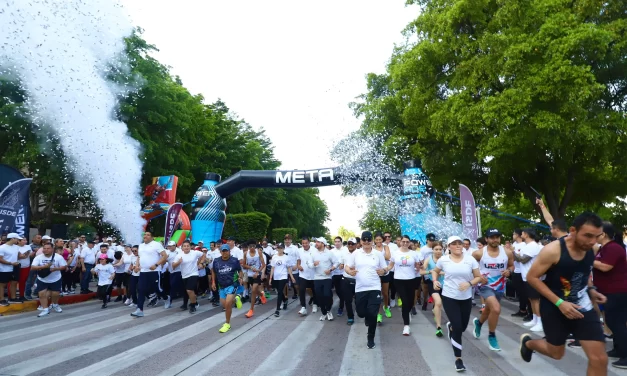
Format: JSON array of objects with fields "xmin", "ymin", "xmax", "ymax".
[{"xmin": 213, "ymin": 256, "xmax": 241, "ymax": 288}]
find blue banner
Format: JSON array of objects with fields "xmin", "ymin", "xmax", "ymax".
[{"xmin": 0, "ymin": 177, "xmax": 32, "ymax": 238}]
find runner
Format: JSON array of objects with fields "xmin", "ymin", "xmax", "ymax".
[
  {"xmin": 345, "ymin": 231, "xmax": 391, "ymax": 349},
  {"xmin": 420, "ymin": 241, "xmax": 445, "ymax": 337},
  {"xmin": 520, "ymin": 212, "xmax": 608, "ymax": 375},
  {"xmin": 471, "ymin": 228, "xmax": 514, "ymax": 351},
  {"xmin": 331, "ymin": 236, "xmax": 346, "ymax": 316},
  {"xmin": 284, "ymin": 234, "xmax": 300, "ymax": 301},
  {"xmin": 269, "ymin": 243, "xmax": 295, "ymax": 318},
  {"xmin": 431, "ymin": 235, "xmax": 482, "ymax": 372},
  {"xmin": 165, "ymin": 241, "xmax": 182, "ymax": 308},
  {"xmin": 418, "ymin": 233, "xmax": 437, "ymax": 311},
  {"xmin": 510, "ymin": 229, "xmax": 529, "ymax": 318},
  {"xmin": 310, "ymin": 237, "xmax": 339, "ymax": 321},
  {"xmin": 131, "ymin": 232, "xmax": 168, "ymax": 318},
  {"xmin": 390, "ymin": 235, "xmax": 422, "ymax": 335},
  {"xmin": 373, "ymin": 232, "xmax": 392, "ymax": 324},
  {"xmin": 212, "ymin": 244, "xmax": 244, "ymax": 332},
  {"xmin": 172, "ymin": 240, "xmax": 205, "ymax": 313},
  {"xmin": 93, "ymin": 254, "xmax": 114, "ymax": 309},
  {"xmin": 339, "ymin": 237, "xmax": 358, "ymax": 325},
  {"xmin": 30, "ymin": 243, "xmax": 68, "ymax": 317},
  {"xmin": 243, "ymin": 241, "xmax": 267, "ymax": 318},
  {"xmin": 514, "ymin": 228, "xmax": 544, "ymax": 332},
  {"xmin": 296, "ymin": 236, "xmax": 317, "ymax": 315},
  {"xmin": 383, "ymin": 232, "xmax": 399, "ymax": 308}
]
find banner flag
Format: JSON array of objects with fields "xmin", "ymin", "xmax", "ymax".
[
  {"xmin": 164, "ymin": 202, "xmax": 183, "ymax": 246},
  {"xmin": 459, "ymin": 184, "xmax": 479, "ymax": 244},
  {"xmin": 0, "ymin": 178, "xmax": 32, "ymax": 237}
]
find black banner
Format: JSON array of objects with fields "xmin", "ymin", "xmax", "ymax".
[{"xmin": 0, "ymin": 177, "xmax": 32, "ymax": 239}]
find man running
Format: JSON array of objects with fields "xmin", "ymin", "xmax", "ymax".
[
  {"xmin": 520, "ymin": 212, "xmax": 608, "ymax": 375},
  {"xmin": 131, "ymin": 232, "xmax": 168, "ymax": 318},
  {"xmin": 212, "ymin": 244, "xmax": 244, "ymax": 333},
  {"xmin": 339, "ymin": 237, "xmax": 358, "ymax": 325},
  {"xmin": 331, "ymin": 236, "xmax": 346, "ymax": 316},
  {"xmin": 472, "ymin": 228, "xmax": 514, "ymax": 351},
  {"xmin": 514, "ymin": 228, "xmax": 544, "ymax": 332},
  {"xmin": 296, "ymin": 236, "xmax": 317, "ymax": 315},
  {"xmin": 309, "ymin": 237, "xmax": 339, "ymax": 321}
]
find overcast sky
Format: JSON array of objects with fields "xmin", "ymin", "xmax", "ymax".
[{"xmin": 122, "ymin": 0, "xmax": 419, "ymax": 235}]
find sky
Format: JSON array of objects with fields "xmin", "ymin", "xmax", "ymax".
[{"xmin": 121, "ymin": 0, "xmax": 419, "ymax": 235}]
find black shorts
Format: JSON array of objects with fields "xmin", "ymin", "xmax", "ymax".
[
  {"xmin": 0, "ymin": 271, "xmax": 14, "ymax": 283},
  {"xmin": 183, "ymin": 276, "xmax": 199, "ymax": 291},
  {"xmin": 114, "ymin": 273, "xmax": 127, "ymax": 288},
  {"xmin": 37, "ymin": 279, "xmax": 62, "ymax": 292},
  {"xmin": 525, "ymin": 281, "xmax": 541, "ymax": 299},
  {"xmin": 540, "ymin": 299, "xmax": 605, "ymax": 346},
  {"xmin": 380, "ymin": 274, "xmax": 391, "ymax": 283},
  {"xmin": 248, "ymin": 275, "xmax": 262, "ymax": 285}
]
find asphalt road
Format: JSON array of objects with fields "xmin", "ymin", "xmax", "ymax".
[{"xmin": 0, "ymin": 292, "xmax": 623, "ymax": 376}]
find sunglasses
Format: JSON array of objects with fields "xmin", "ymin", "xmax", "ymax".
[
  {"xmin": 220, "ymin": 249, "xmax": 230, "ymax": 252},
  {"xmin": 347, "ymin": 242, "xmax": 355, "ymax": 245},
  {"xmin": 384, "ymin": 235, "xmax": 391, "ymax": 239},
  {"xmin": 362, "ymin": 238, "xmax": 372, "ymax": 242}
]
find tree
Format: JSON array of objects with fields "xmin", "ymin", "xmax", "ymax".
[
  {"xmin": 336, "ymin": 226, "xmax": 356, "ymax": 241},
  {"xmin": 353, "ymin": 0, "xmax": 627, "ymax": 220}
]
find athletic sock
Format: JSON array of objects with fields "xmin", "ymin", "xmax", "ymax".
[
  {"xmin": 533, "ymin": 314, "xmax": 539, "ymax": 323},
  {"xmin": 489, "ymin": 331, "xmax": 495, "ymax": 338}
]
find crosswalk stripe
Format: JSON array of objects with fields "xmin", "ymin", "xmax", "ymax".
[
  {"xmin": 172, "ymin": 299, "xmax": 299, "ymax": 376},
  {"xmin": 0, "ymin": 300, "xmax": 105, "ymax": 325},
  {"xmin": 338, "ymin": 317, "xmax": 384, "ymax": 375},
  {"xmin": 64, "ymin": 298, "xmax": 259, "ymax": 376},
  {"xmin": 0, "ymin": 303, "xmax": 220, "ymax": 376}
]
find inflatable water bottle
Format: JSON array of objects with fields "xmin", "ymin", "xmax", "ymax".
[
  {"xmin": 398, "ymin": 160, "xmax": 437, "ymax": 245},
  {"xmin": 190, "ymin": 173, "xmax": 226, "ymax": 244}
]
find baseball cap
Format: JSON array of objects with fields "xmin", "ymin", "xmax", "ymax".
[
  {"xmin": 226, "ymin": 236, "xmax": 235, "ymax": 241},
  {"xmin": 447, "ymin": 235, "xmax": 463, "ymax": 244},
  {"xmin": 198, "ymin": 240, "xmax": 204, "ymax": 243},
  {"xmin": 7, "ymin": 233, "xmax": 23, "ymax": 240},
  {"xmin": 99, "ymin": 254, "xmax": 108, "ymax": 260},
  {"xmin": 485, "ymin": 228, "xmax": 502, "ymax": 237},
  {"xmin": 42, "ymin": 235, "xmax": 52, "ymax": 240},
  {"xmin": 220, "ymin": 244, "xmax": 230, "ymax": 251},
  {"xmin": 426, "ymin": 233, "xmax": 437, "ymax": 241},
  {"xmin": 347, "ymin": 237, "xmax": 357, "ymax": 244},
  {"xmin": 316, "ymin": 237, "xmax": 328, "ymax": 246},
  {"xmin": 361, "ymin": 231, "xmax": 373, "ymax": 241},
  {"xmin": 106, "ymin": 237, "xmax": 113, "ymax": 241},
  {"xmin": 167, "ymin": 241, "xmax": 176, "ymax": 246}
]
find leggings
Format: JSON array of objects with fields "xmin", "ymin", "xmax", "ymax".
[
  {"xmin": 19, "ymin": 267, "xmax": 30, "ymax": 298},
  {"xmin": 314, "ymin": 279, "xmax": 333, "ymax": 315},
  {"xmin": 275, "ymin": 279, "xmax": 287, "ymax": 311},
  {"xmin": 332, "ymin": 275, "xmax": 344, "ymax": 309},
  {"xmin": 298, "ymin": 277, "xmax": 316, "ymax": 308},
  {"xmin": 97, "ymin": 284, "xmax": 110, "ymax": 304},
  {"xmin": 62, "ymin": 270, "xmax": 74, "ymax": 292},
  {"xmin": 389, "ymin": 271, "xmax": 397, "ymax": 299},
  {"xmin": 128, "ymin": 275, "xmax": 139, "ymax": 303},
  {"xmin": 605, "ymin": 292, "xmax": 627, "ymax": 357},
  {"xmin": 341, "ymin": 277, "xmax": 356, "ymax": 319},
  {"xmin": 356, "ymin": 290, "xmax": 382, "ymax": 340},
  {"xmin": 512, "ymin": 272, "xmax": 529, "ymax": 313},
  {"xmin": 198, "ymin": 274, "xmax": 209, "ymax": 295},
  {"xmin": 137, "ymin": 271, "xmax": 159, "ymax": 310},
  {"xmin": 442, "ymin": 296, "xmax": 472, "ymax": 358},
  {"xmin": 169, "ymin": 272, "xmax": 183, "ymax": 300},
  {"xmin": 394, "ymin": 278, "xmax": 416, "ymax": 325}
]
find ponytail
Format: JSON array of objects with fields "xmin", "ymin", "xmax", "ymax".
[{"xmin": 602, "ymin": 221, "xmax": 625, "ymax": 249}]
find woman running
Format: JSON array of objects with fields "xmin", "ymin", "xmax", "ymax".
[
  {"xmin": 391, "ymin": 235, "xmax": 422, "ymax": 336},
  {"xmin": 269, "ymin": 243, "xmax": 295, "ymax": 318},
  {"xmin": 373, "ymin": 232, "xmax": 392, "ymax": 324},
  {"xmin": 92, "ymin": 254, "xmax": 114, "ymax": 309},
  {"xmin": 172, "ymin": 240, "xmax": 205, "ymax": 313},
  {"xmin": 421, "ymin": 241, "xmax": 445, "ymax": 337},
  {"xmin": 243, "ymin": 241, "xmax": 267, "ymax": 318},
  {"xmin": 431, "ymin": 236, "xmax": 483, "ymax": 372}
]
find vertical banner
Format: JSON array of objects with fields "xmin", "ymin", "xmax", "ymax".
[
  {"xmin": 459, "ymin": 184, "xmax": 479, "ymax": 243},
  {"xmin": 0, "ymin": 178, "xmax": 32, "ymax": 237},
  {"xmin": 164, "ymin": 202, "xmax": 183, "ymax": 246}
]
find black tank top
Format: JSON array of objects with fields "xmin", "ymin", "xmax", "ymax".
[{"xmin": 543, "ymin": 237, "xmax": 594, "ymax": 312}]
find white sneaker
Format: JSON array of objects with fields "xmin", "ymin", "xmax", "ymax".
[
  {"xmin": 52, "ymin": 304, "xmax": 62, "ymax": 313},
  {"xmin": 327, "ymin": 312, "xmax": 334, "ymax": 321},
  {"xmin": 38, "ymin": 308, "xmax": 50, "ymax": 317},
  {"xmin": 390, "ymin": 300, "xmax": 396, "ymax": 308},
  {"xmin": 530, "ymin": 322, "xmax": 544, "ymax": 332},
  {"xmin": 129, "ymin": 303, "xmax": 137, "ymax": 308},
  {"xmin": 37, "ymin": 305, "xmax": 44, "ymax": 311},
  {"xmin": 312, "ymin": 304, "xmax": 318, "ymax": 313},
  {"xmin": 523, "ymin": 319, "xmax": 537, "ymax": 327},
  {"xmin": 196, "ymin": 301, "xmax": 200, "ymax": 308},
  {"xmin": 164, "ymin": 296, "xmax": 172, "ymax": 309},
  {"xmin": 298, "ymin": 307, "xmax": 307, "ymax": 316},
  {"xmin": 124, "ymin": 298, "xmax": 131, "ymax": 305},
  {"xmin": 403, "ymin": 325, "xmax": 410, "ymax": 336},
  {"xmin": 319, "ymin": 314, "xmax": 327, "ymax": 321}
]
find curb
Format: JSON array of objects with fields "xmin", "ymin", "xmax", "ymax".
[{"xmin": 0, "ymin": 289, "xmax": 122, "ymax": 316}]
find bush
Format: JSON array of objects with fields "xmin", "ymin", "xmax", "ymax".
[
  {"xmin": 271, "ymin": 228, "xmax": 298, "ymax": 243},
  {"xmin": 222, "ymin": 212, "xmax": 271, "ymax": 242}
]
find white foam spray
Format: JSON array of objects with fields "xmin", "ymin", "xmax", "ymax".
[{"xmin": 0, "ymin": 0, "xmax": 145, "ymax": 243}]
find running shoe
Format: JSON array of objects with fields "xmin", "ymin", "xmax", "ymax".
[
  {"xmin": 283, "ymin": 300, "xmax": 288, "ymax": 310},
  {"xmin": 403, "ymin": 325, "xmax": 410, "ymax": 336},
  {"xmin": 337, "ymin": 308, "xmax": 343, "ymax": 317},
  {"xmin": 488, "ymin": 336, "xmax": 501, "ymax": 351},
  {"xmin": 472, "ymin": 318, "xmax": 481, "ymax": 339},
  {"xmin": 377, "ymin": 314, "xmax": 383, "ymax": 325},
  {"xmin": 530, "ymin": 322, "xmax": 543, "ymax": 332},
  {"xmin": 312, "ymin": 304, "xmax": 318, "ymax": 313},
  {"xmin": 219, "ymin": 323, "xmax": 231, "ymax": 333},
  {"xmin": 189, "ymin": 304, "xmax": 197, "ymax": 314},
  {"xmin": 245, "ymin": 309, "xmax": 254, "ymax": 318},
  {"xmin": 8, "ymin": 298, "xmax": 22, "ymax": 304},
  {"xmin": 428, "ymin": 296, "xmax": 433, "ymax": 304},
  {"xmin": 298, "ymin": 307, "xmax": 307, "ymax": 316},
  {"xmin": 511, "ymin": 310, "xmax": 526, "ymax": 317},
  {"xmin": 347, "ymin": 318, "xmax": 354, "ymax": 325},
  {"xmin": 390, "ymin": 299, "xmax": 396, "ymax": 308},
  {"xmin": 436, "ymin": 327, "xmax": 443, "ymax": 337},
  {"xmin": 613, "ymin": 358, "xmax": 627, "ymax": 369},
  {"xmin": 260, "ymin": 294, "xmax": 267, "ymax": 304},
  {"xmin": 180, "ymin": 304, "xmax": 188, "ymax": 310},
  {"xmin": 397, "ymin": 298, "xmax": 402, "ymax": 307},
  {"xmin": 124, "ymin": 298, "xmax": 131, "ymax": 305},
  {"xmin": 367, "ymin": 339, "xmax": 376, "ymax": 349},
  {"xmin": 164, "ymin": 296, "xmax": 172, "ymax": 309},
  {"xmin": 114, "ymin": 296, "xmax": 123, "ymax": 302},
  {"xmin": 0, "ymin": 299, "xmax": 9, "ymax": 306},
  {"xmin": 52, "ymin": 304, "xmax": 62, "ymax": 313},
  {"xmin": 292, "ymin": 294, "xmax": 298, "ymax": 300},
  {"xmin": 608, "ymin": 349, "xmax": 620, "ymax": 358},
  {"xmin": 147, "ymin": 297, "xmax": 158, "ymax": 308},
  {"xmin": 101, "ymin": 303, "xmax": 107, "ymax": 309},
  {"xmin": 519, "ymin": 334, "xmax": 533, "ymax": 362},
  {"xmin": 320, "ymin": 314, "xmax": 327, "ymax": 321},
  {"xmin": 523, "ymin": 319, "xmax": 537, "ymax": 327},
  {"xmin": 411, "ymin": 307, "xmax": 417, "ymax": 315},
  {"xmin": 327, "ymin": 312, "xmax": 334, "ymax": 321},
  {"xmin": 129, "ymin": 303, "xmax": 137, "ymax": 308},
  {"xmin": 274, "ymin": 310, "xmax": 280, "ymax": 317},
  {"xmin": 212, "ymin": 301, "xmax": 220, "ymax": 307},
  {"xmin": 130, "ymin": 309, "xmax": 144, "ymax": 317},
  {"xmin": 265, "ymin": 291, "xmax": 270, "ymax": 298},
  {"xmin": 454, "ymin": 359, "xmax": 466, "ymax": 372},
  {"xmin": 37, "ymin": 305, "xmax": 44, "ymax": 311},
  {"xmin": 422, "ymin": 301, "xmax": 428, "ymax": 311},
  {"xmin": 384, "ymin": 306, "xmax": 392, "ymax": 318},
  {"xmin": 38, "ymin": 308, "xmax": 50, "ymax": 317},
  {"xmin": 235, "ymin": 295, "xmax": 243, "ymax": 309}
]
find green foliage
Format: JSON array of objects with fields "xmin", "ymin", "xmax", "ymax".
[
  {"xmin": 359, "ymin": 204, "xmax": 401, "ymax": 236},
  {"xmin": 336, "ymin": 226, "xmax": 356, "ymax": 241},
  {"xmin": 271, "ymin": 228, "xmax": 298, "ymax": 243},
  {"xmin": 67, "ymin": 223, "xmax": 98, "ymax": 241},
  {"xmin": 222, "ymin": 212, "xmax": 271, "ymax": 242},
  {"xmin": 353, "ymin": 0, "xmax": 627, "ymax": 220}
]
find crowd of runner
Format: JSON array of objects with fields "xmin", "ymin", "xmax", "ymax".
[{"xmin": 0, "ymin": 208, "xmax": 626, "ymax": 374}]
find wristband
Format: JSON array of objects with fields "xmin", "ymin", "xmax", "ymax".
[{"xmin": 555, "ymin": 298, "xmax": 564, "ymax": 307}]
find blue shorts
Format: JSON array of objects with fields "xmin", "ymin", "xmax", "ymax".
[{"xmin": 219, "ymin": 285, "xmax": 244, "ymax": 299}]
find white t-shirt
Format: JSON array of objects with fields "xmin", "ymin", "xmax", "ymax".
[
  {"xmin": 436, "ymin": 254, "xmax": 480, "ymax": 300},
  {"xmin": 130, "ymin": 255, "xmax": 139, "ymax": 276},
  {"xmin": 18, "ymin": 245, "xmax": 32, "ymax": 268},
  {"xmin": 122, "ymin": 253, "xmax": 133, "ymax": 273},
  {"xmin": 520, "ymin": 241, "xmax": 542, "ymax": 281},
  {"xmin": 230, "ymin": 246, "xmax": 244, "ymax": 261},
  {"xmin": 80, "ymin": 247, "xmax": 97, "ymax": 264},
  {"xmin": 94, "ymin": 263, "xmax": 115, "ymax": 286},
  {"xmin": 331, "ymin": 247, "xmax": 346, "ymax": 276},
  {"xmin": 297, "ymin": 247, "xmax": 315, "ymax": 280},
  {"xmin": 285, "ymin": 244, "xmax": 300, "ymax": 274},
  {"xmin": 421, "ymin": 246, "xmax": 434, "ymax": 262},
  {"xmin": 310, "ymin": 249, "xmax": 339, "ymax": 280},
  {"xmin": 177, "ymin": 250, "xmax": 204, "ymax": 279},
  {"xmin": 167, "ymin": 249, "xmax": 182, "ymax": 273},
  {"xmin": 138, "ymin": 241, "xmax": 165, "ymax": 272},
  {"xmin": 0, "ymin": 244, "xmax": 18, "ymax": 272},
  {"xmin": 113, "ymin": 257, "xmax": 126, "ymax": 273},
  {"xmin": 512, "ymin": 241, "xmax": 523, "ymax": 273},
  {"xmin": 385, "ymin": 242, "xmax": 399, "ymax": 255},
  {"xmin": 271, "ymin": 254, "xmax": 292, "ymax": 280},
  {"xmin": 339, "ymin": 248, "xmax": 355, "ymax": 279},
  {"xmin": 392, "ymin": 250, "xmax": 423, "ymax": 280},
  {"xmin": 32, "ymin": 253, "xmax": 67, "ymax": 283},
  {"xmin": 208, "ymin": 250, "xmax": 220, "ymax": 269},
  {"xmin": 347, "ymin": 249, "xmax": 387, "ymax": 293}
]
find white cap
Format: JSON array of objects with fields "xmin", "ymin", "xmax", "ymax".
[
  {"xmin": 447, "ymin": 236, "xmax": 463, "ymax": 244},
  {"xmin": 42, "ymin": 235, "xmax": 52, "ymax": 240},
  {"xmin": 167, "ymin": 241, "xmax": 176, "ymax": 246},
  {"xmin": 198, "ymin": 240, "xmax": 204, "ymax": 243},
  {"xmin": 7, "ymin": 233, "xmax": 23, "ymax": 240},
  {"xmin": 106, "ymin": 237, "xmax": 113, "ymax": 241},
  {"xmin": 347, "ymin": 237, "xmax": 357, "ymax": 243},
  {"xmin": 316, "ymin": 237, "xmax": 328, "ymax": 246}
]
